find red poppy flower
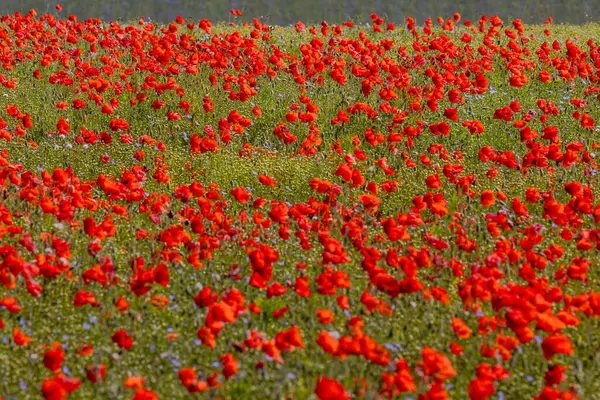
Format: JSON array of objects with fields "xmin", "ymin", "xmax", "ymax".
[
  {"xmin": 542, "ymin": 334, "xmax": 574, "ymax": 359},
  {"xmin": 315, "ymin": 376, "xmax": 349, "ymax": 400},
  {"xmin": 111, "ymin": 329, "xmax": 133, "ymax": 350},
  {"xmin": 43, "ymin": 342, "xmax": 65, "ymax": 372},
  {"xmin": 13, "ymin": 328, "xmax": 31, "ymax": 346},
  {"xmin": 231, "ymin": 187, "xmax": 251, "ymax": 204}
]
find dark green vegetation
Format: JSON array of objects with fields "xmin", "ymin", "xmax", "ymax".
[{"xmin": 1, "ymin": 0, "xmax": 599, "ymax": 25}]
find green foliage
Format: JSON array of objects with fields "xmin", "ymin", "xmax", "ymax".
[{"xmin": 0, "ymin": 0, "xmax": 598, "ymax": 25}]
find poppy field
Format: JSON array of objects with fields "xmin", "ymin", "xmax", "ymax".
[{"xmin": 3, "ymin": 6, "xmax": 600, "ymax": 400}]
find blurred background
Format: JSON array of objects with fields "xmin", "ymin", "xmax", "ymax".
[{"xmin": 0, "ymin": 0, "xmax": 597, "ymax": 25}]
